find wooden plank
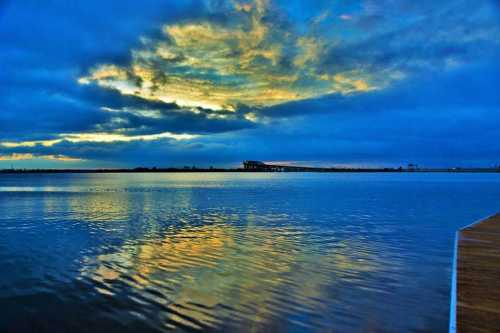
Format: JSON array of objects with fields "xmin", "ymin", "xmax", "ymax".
[{"xmin": 454, "ymin": 213, "xmax": 500, "ymax": 332}]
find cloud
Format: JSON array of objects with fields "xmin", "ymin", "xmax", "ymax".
[
  {"xmin": 320, "ymin": 0, "xmax": 500, "ymax": 77},
  {"xmin": 0, "ymin": 66, "xmax": 256, "ymax": 141},
  {"xmin": 0, "ymin": 132, "xmax": 197, "ymax": 149},
  {"xmin": 79, "ymin": 0, "xmax": 379, "ymax": 113},
  {"xmin": 79, "ymin": 0, "xmax": 500, "ymax": 117},
  {"xmin": 0, "ymin": 153, "xmax": 82, "ymax": 162}
]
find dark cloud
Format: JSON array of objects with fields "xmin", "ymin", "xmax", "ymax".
[
  {"xmin": 263, "ymin": 61, "xmax": 500, "ymax": 118},
  {"xmin": 319, "ymin": 0, "xmax": 500, "ymax": 76},
  {"xmin": 0, "ymin": 0, "xmax": 261, "ymax": 143},
  {"xmin": 0, "ymin": 58, "xmax": 255, "ymax": 141},
  {"xmin": 0, "ymin": 0, "xmax": 203, "ymax": 69}
]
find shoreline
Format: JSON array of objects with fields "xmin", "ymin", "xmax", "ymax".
[{"xmin": 1, "ymin": 168, "xmax": 499, "ymax": 174}]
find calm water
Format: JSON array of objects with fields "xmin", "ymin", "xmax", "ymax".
[{"xmin": 0, "ymin": 173, "xmax": 499, "ymax": 332}]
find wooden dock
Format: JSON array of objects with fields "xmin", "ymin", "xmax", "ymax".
[{"xmin": 450, "ymin": 213, "xmax": 500, "ymax": 332}]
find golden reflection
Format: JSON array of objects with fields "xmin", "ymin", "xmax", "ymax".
[
  {"xmin": 64, "ymin": 180, "xmax": 199, "ymax": 226},
  {"xmin": 79, "ymin": 212, "xmax": 383, "ymax": 329}
]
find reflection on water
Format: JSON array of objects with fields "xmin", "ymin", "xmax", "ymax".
[
  {"xmin": 80, "ymin": 222, "xmax": 382, "ymax": 331},
  {"xmin": 0, "ymin": 173, "xmax": 499, "ymax": 332}
]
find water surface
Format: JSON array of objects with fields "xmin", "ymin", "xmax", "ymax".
[{"xmin": 0, "ymin": 172, "xmax": 499, "ymax": 332}]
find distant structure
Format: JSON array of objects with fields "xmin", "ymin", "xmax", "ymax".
[
  {"xmin": 243, "ymin": 160, "xmax": 328, "ymax": 172},
  {"xmin": 407, "ymin": 163, "xmax": 418, "ymax": 171},
  {"xmin": 243, "ymin": 161, "xmax": 267, "ymax": 170},
  {"xmin": 241, "ymin": 161, "xmax": 411, "ymax": 173}
]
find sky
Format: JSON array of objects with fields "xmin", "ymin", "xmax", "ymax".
[{"xmin": 1, "ymin": 0, "xmax": 499, "ymax": 168}]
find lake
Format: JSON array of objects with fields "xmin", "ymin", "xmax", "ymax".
[{"xmin": 0, "ymin": 172, "xmax": 498, "ymax": 332}]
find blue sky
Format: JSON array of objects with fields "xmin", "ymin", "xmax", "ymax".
[{"xmin": 1, "ymin": 0, "xmax": 499, "ymax": 168}]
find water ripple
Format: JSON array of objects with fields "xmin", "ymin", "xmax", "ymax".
[{"xmin": 1, "ymin": 172, "xmax": 498, "ymax": 332}]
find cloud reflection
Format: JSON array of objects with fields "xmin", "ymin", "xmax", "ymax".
[{"xmin": 79, "ymin": 213, "xmax": 383, "ymax": 330}]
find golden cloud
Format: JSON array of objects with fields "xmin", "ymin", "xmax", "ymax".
[
  {"xmin": 60, "ymin": 132, "xmax": 198, "ymax": 143},
  {"xmin": 0, "ymin": 153, "xmax": 82, "ymax": 162},
  {"xmin": 79, "ymin": 0, "xmax": 383, "ymax": 112},
  {"xmin": 0, "ymin": 131, "xmax": 198, "ymax": 150}
]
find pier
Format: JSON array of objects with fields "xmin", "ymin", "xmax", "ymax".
[{"xmin": 450, "ymin": 213, "xmax": 500, "ymax": 332}]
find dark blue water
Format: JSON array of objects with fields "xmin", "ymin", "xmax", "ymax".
[{"xmin": 0, "ymin": 172, "xmax": 498, "ymax": 332}]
